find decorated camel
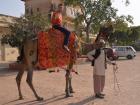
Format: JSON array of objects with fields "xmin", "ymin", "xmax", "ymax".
[
  {"xmin": 16, "ymin": 28, "xmax": 78, "ymax": 101},
  {"xmin": 15, "ymin": 23, "xmax": 114, "ymax": 101}
]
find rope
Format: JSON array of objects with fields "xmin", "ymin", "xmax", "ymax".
[
  {"xmin": 48, "ymin": 66, "xmax": 79, "ymax": 75},
  {"xmin": 112, "ymin": 63, "xmax": 120, "ymax": 92}
]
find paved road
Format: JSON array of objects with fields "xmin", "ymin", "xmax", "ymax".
[{"xmin": 0, "ymin": 53, "xmax": 140, "ymax": 105}]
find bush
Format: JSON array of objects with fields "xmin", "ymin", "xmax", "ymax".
[{"xmin": 132, "ymin": 45, "xmax": 140, "ymax": 51}]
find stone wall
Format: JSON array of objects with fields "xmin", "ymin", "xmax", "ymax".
[{"xmin": 0, "ymin": 14, "xmax": 17, "ymax": 61}]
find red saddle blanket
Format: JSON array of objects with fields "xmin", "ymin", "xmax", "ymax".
[{"xmin": 37, "ymin": 29, "xmax": 76, "ymax": 69}]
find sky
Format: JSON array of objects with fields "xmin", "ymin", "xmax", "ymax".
[
  {"xmin": 0, "ymin": 0, "xmax": 24, "ymax": 17},
  {"xmin": 112, "ymin": 0, "xmax": 140, "ymax": 26},
  {"xmin": 0, "ymin": 0, "xmax": 140, "ymax": 26}
]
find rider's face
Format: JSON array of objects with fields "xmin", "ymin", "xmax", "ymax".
[{"xmin": 58, "ymin": 5, "xmax": 63, "ymax": 12}]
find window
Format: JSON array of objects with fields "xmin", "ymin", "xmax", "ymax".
[
  {"xmin": 70, "ymin": 8, "xmax": 73, "ymax": 15},
  {"xmin": 30, "ymin": 8, "xmax": 33, "ymax": 15},
  {"xmin": 117, "ymin": 47, "xmax": 125, "ymax": 51},
  {"xmin": 37, "ymin": 8, "xmax": 40, "ymax": 12},
  {"xmin": 49, "ymin": 3, "xmax": 56, "ymax": 12},
  {"xmin": 126, "ymin": 47, "xmax": 132, "ymax": 51}
]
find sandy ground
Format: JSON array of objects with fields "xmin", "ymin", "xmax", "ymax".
[{"xmin": 0, "ymin": 53, "xmax": 140, "ymax": 105}]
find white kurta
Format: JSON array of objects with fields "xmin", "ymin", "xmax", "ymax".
[{"xmin": 87, "ymin": 49, "xmax": 106, "ymax": 76}]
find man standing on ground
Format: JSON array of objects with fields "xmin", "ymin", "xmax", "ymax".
[{"xmin": 87, "ymin": 39, "xmax": 115, "ymax": 99}]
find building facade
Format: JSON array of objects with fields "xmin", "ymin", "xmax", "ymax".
[
  {"xmin": 0, "ymin": 14, "xmax": 19, "ymax": 61},
  {"xmin": 21, "ymin": 0, "xmax": 80, "ymax": 30}
]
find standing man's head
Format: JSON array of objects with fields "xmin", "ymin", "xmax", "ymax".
[
  {"xmin": 96, "ymin": 39, "xmax": 106, "ymax": 48},
  {"xmin": 57, "ymin": 4, "xmax": 63, "ymax": 12}
]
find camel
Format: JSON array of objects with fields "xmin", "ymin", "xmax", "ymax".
[
  {"xmin": 15, "ymin": 29, "xmax": 79, "ymax": 101},
  {"xmin": 15, "ymin": 24, "xmax": 113, "ymax": 101}
]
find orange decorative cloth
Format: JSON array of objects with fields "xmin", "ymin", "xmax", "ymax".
[{"xmin": 37, "ymin": 29, "xmax": 76, "ymax": 69}]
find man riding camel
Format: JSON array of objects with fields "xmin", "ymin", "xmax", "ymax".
[{"xmin": 51, "ymin": 3, "xmax": 70, "ymax": 52}]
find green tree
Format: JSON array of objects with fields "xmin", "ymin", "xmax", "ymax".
[
  {"xmin": 65, "ymin": 0, "xmax": 118, "ymax": 42},
  {"xmin": 108, "ymin": 14, "xmax": 133, "ymax": 45},
  {"xmin": 114, "ymin": 15, "xmax": 133, "ymax": 31},
  {"xmin": 128, "ymin": 28, "xmax": 140, "ymax": 43},
  {"xmin": 113, "ymin": 31, "xmax": 129, "ymax": 45},
  {"xmin": 65, "ymin": 0, "xmax": 133, "ymax": 42},
  {"xmin": 110, "ymin": 26, "xmax": 139, "ymax": 46},
  {"xmin": 1, "ymin": 14, "xmax": 50, "ymax": 48}
]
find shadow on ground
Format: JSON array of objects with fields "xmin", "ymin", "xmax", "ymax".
[
  {"xmin": 2, "ymin": 93, "xmax": 68, "ymax": 105},
  {"xmin": 68, "ymin": 96, "xmax": 95, "ymax": 105}
]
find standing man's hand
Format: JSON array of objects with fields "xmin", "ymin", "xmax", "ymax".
[
  {"xmin": 88, "ymin": 57, "xmax": 95, "ymax": 62},
  {"xmin": 112, "ymin": 63, "xmax": 116, "ymax": 65}
]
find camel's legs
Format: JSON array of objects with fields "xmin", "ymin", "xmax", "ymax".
[
  {"xmin": 16, "ymin": 68, "xmax": 25, "ymax": 100},
  {"xmin": 65, "ymin": 62, "xmax": 74, "ymax": 97},
  {"xmin": 26, "ymin": 69, "xmax": 43, "ymax": 101},
  {"xmin": 68, "ymin": 62, "xmax": 74, "ymax": 93},
  {"xmin": 65, "ymin": 70, "xmax": 73, "ymax": 97},
  {"xmin": 69, "ymin": 73, "xmax": 74, "ymax": 93}
]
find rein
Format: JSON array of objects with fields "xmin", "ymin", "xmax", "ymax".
[{"xmin": 112, "ymin": 62, "xmax": 120, "ymax": 92}]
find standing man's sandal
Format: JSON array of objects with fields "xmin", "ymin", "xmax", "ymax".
[
  {"xmin": 95, "ymin": 94, "xmax": 104, "ymax": 99},
  {"xmin": 99, "ymin": 93, "xmax": 105, "ymax": 96}
]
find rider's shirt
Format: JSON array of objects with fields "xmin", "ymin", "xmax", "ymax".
[{"xmin": 51, "ymin": 11, "xmax": 62, "ymax": 26}]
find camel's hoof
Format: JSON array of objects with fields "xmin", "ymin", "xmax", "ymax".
[
  {"xmin": 37, "ymin": 97, "xmax": 44, "ymax": 101},
  {"xmin": 19, "ymin": 96, "xmax": 23, "ymax": 100},
  {"xmin": 70, "ymin": 90, "xmax": 75, "ymax": 93},
  {"xmin": 65, "ymin": 94, "xmax": 73, "ymax": 98}
]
